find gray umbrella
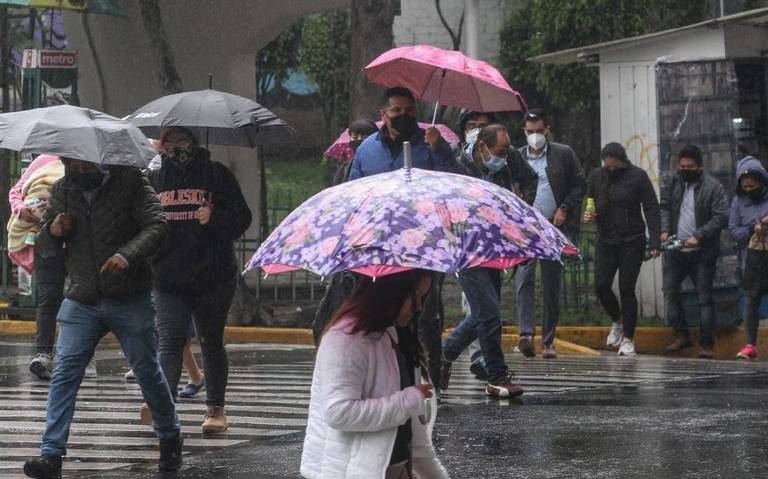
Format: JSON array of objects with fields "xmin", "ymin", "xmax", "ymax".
[
  {"xmin": 124, "ymin": 89, "xmax": 295, "ymax": 147},
  {"xmin": 0, "ymin": 105, "xmax": 157, "ymax": 168}
]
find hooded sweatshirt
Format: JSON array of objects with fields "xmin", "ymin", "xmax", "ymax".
[
  {"xmin": 149, "ymin": 148, "xmax": 252, "ymax": 294},
  {"xmin": 729, "ymin": 156, "xmax": 768, "ymax": 252}
]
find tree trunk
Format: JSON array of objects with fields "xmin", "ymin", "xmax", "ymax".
[
  {"xmin": 349, "ymin": 0, "xmax": 398, "ymax": 121},
  {"xmin": 81, "ymin": 13, "xmax": 110, "ymax": 111},
  {"xmin": 138, "ymin": 0, "xmax": 183, "ymax": 94}
]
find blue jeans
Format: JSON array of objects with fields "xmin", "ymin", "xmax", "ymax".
[
  {"xmin": 41, "ymin": 291, "xmax": 180, "ymax": 456},
  {"xmin": 442, "ymin": 268, "xmax": 508, "ymax": 381}
]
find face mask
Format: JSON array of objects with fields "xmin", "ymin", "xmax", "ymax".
[
  {"xmin": 465, "ymin": 128, "xmax": 481, "ymax": 146},
  {"xmin": 389, "ymin": 114, "xmax": 419, "ymax": 141},
  {"xmin": 482, "ymin": 145, "xmax": 507, "ymax": 173},
  {"xmin": 527, "ymin": 132, "xmax": 547, "ymax": 151},
  {"xmin": 68, "ymin": 170, "xmax": 105, "ymax": 191},
  {"xmin": 679, "ymin": 170, "xmax": 701, "ymax": 183},
  {"xmin": 605, "ymin": 167, "xmax": 625, "ymax": 180},
  {"xmin": 746, "ymin": 187, "xmax": 767, "ymax": 202},
  {"xmin": 349, "ymin": 139, "xmax": 363, "ymax": 150}
]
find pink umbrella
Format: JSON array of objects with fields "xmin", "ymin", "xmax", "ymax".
[
  {"xmin": 324, "ymin": 121, "xmax": 460, "ymax": 162},
  {"xmin": 364, "ymin": 44, "xmax": 526, "ymax": 122}
]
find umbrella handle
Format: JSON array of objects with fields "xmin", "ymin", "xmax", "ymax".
[
  {"xmin": 430, "ymin": 69, "xmax": 447, "ymax": 126},
  {"xmin": 403, "ymin": 141, "xmax": 412, "ymax": 169}
]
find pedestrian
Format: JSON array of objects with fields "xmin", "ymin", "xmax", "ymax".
[
  {"xmin": 147, "ymin": 127, "xmax": 252, "ymax": 433},
  {"xmin": 728, "ymin": 155, "xmax": 768, "ymax": 359},
  {"xmin": 584, "ymin": 142, "xmax": 661, "ymax": 356},
  {"xmin": 332, "ymin": 119, "xmax": 377, "ymax": 185},
  {"xmin": 340, "ymin": 86, "xmax": 455, "ymax": 390},
  {"xmin": 439, "ymin": 125, "xmax": 526, "ymax": 397},
  {"xmin": 23, "ymin": 158, "xmax": 182, "ymax": 478},
  {"xmin": 660, "ymin": 145, "xmax": 728, "ymax": 358},
  {"xmin": 441, "ymin": 124, "xmax": 532, "ymax": 390},
  {"xmin": 7, "ymin": 154, "xmax": 99, "ymax": 381},
  {"xmin": 301, "ymin": 270, "xmax": 449, "ymax": 479},
  {"xmin": 348, "ymin": 86, "xmax": 457, "ymax": 179},
  {"xmin": 516, "ymin": 109, "xmax": 586, "ymax": 358}
]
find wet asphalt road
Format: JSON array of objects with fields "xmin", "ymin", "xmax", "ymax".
[{"xmin": 1, "ymin": 339, "xmax": 767, "ymax": 478}]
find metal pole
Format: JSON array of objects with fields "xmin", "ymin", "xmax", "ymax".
[
  {"xmin": 463, "ymin": 0, "xmax": 480, "ymax": 59},
  {"xmin": 403, "ymin": 141, "xmax": 412, "ymax": 169}
]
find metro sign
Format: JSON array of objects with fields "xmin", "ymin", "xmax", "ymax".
[{"xmin": 22, "ymin": 50, "xmax": 78, "ymax": 69}]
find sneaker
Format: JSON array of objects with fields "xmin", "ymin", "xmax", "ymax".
[
  {"xmin": 158, "ymin": 433, "xmax": 183, "ymax": 472},
  {"xmin": 124, "ymin": 369, "xmax": 135, "ymax": 381},
  {"xmin": 542, "ymin": 345, "xmax": 557, "ymax": 359},
  {"xmin": 469, "ymin": 360, "xmax": 488, "ymax": 381},
  {"xmin": 201, "ymin": 406, "xmax": 228, "ymax": 434},
  {"xmin": 140, "ymin": 403, "xmax": 152, "ymax": 426},
  {"xmin": 439, "ymin": 359, "xmax": 452, "ymax": 390},
  {"xmin": 664, "ymin": 336, "xmax": 693, "ymax": 354},
  {"xmin": 606, "ymin": 322, "xmax": 624, "ymax": 348},
  {"xmin": 29, "ymin": 353, "xmax": 54, "ymax": 381},
  {"xmin": 518, "ymin": 335, "xmax": 535, "ymax": 358},
  {"xmin": 736, "ymin": 344, "xmax": 758, "ymax": 360},
  {"xmin": 23, "ymin": 454, "xmax": 62, "ymax": 479},
  {"xmin": 486, "ymin": 373, "xmax": 524, "ymax": 398},
  {"xmin": 179, "ymin": 379, "xmax": 205, "ymax": 399},
  {"xmin": 698, "ymin": 347, "xmax": 714, "ymax": 359},
  {"xmin": 618, "ymin": 337, "xmax": 636, "ymax": 356},
  {"xmin": 84, "ymin": 358, "xmax": 97, "ymax": 378}
]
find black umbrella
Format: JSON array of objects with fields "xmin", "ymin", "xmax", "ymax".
[{"xmin": 124, "ymin": 88, "xmax": 295, "ymax": 148}]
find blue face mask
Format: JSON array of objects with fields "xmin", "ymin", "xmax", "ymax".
[{"xmin": 482, "ymin": 145, "xmax": 507, "ymax": 173}]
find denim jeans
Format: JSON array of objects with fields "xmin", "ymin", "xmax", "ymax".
[
  {"xmin": 41, "ymin": 290, "xmax": 179, "ymax": 456},
  {"xmin": 33, "ymin": 248, "xmax": 65, "ymax": 354},
  {"xmin": 442, "ymin": 268, "xmax": 507, "ymax": 381},
  {"xmin": 155, "ymin": 277, "xmax": 236, "ymax": 407},
  {"xmin": 663, "ymin": 248, "xmax": 718, "ymax": 347},
  {"xmin": 515, "ymin": 259, "xmax": 563, "ymax": 347}
]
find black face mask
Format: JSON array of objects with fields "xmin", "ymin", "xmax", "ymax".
[
  {"xmin": 389, "ymin": 114, "xmax": 419, "ymax": 141},
  {"xmin": 745, "ymin": 187, "xmax": 767, "ymax": 202},
  {"xmin": 605, "ymin": 167, "xmax": 625, "ymax": 180},
  {"xmin": 680, "ymin": 170, "xmax": 701, "ymax": 183},
  {"xmin": 68, "ymin": 170, "xmax": 104, "ymax": 191},
  {"xmin": 349, "ymin": 139, "xmax": 363, "ymax": 150},
  {"xmin": 166, "ymin": 147, "xmax": 195, "ymax": 165}
]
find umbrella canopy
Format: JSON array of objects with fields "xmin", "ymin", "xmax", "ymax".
[
  {"xmin": 0, "ymin": 105, "xmax": 157, "ymax": 168},
  {"xmin": 324, "ymin": 121, "xmax": 460, "ymax": 162},
  {"xmin": 245, "ymin": 167, "xmax": 577, "ymax": 278},
  {"xmin": 125, "ymin": 89, "xmax": 295, "ymax": 148},
  {"xmin": 364, "ymin": 44, "xmax": 524, "ymax": 113}
]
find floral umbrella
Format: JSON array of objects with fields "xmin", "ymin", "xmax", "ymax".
[
  {"xmin": 324, "ymin": 122, "xmax": 460, "ymax": 162},
  {"xmin": 245, "ymin": 166, "xmax": 578, "ymax": 279}
]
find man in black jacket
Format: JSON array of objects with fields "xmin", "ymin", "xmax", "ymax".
[
  {"xmin": 660, "ymin": 145, "xmax": 728, "ymax": 358},
  {"xmin": 24, "ymin": 159, "xmax": 181, "ymax": 479},
  {"xmin": 515, "ymin": 109, "xmax": 586, "ymax": 359},
  {"xmin": 149, "ymin": 127, "xmax": 252, "ymax": 434}
]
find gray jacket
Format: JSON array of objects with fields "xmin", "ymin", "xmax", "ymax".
[{"xmin": 660, "ymin": 171, "xmax": 728, "ymax": 251}]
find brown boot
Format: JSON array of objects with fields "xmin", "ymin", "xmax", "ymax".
[
  {"xmin": 664, "ymin": 336, "xmax": 693, "ymax": 354},
  {"xmin": 202, "ymin": 405, "xmax": 228, "ymax": 434},
  {"xmin": 698, "ymin": 347, "xmax": 714, "ymax": 359},
  {"xmin": 140, "ymin": 402, "xmax": 152, "ymax": 426}
]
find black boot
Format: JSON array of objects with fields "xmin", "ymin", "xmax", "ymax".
[
  {"xmin": 158, "ymin": 433, "xmax": 183, "ymax": 472},
  {"xmin": 23, "ymin": 455, "xmax": 62, "ymax": 479}
]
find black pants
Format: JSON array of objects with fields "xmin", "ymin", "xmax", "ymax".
[
  {"xmin": 594, "ymin": 237, "xmax": 645, "ymax": 340},
  {"xmin": 34, "ymin": 248, "xmax": 66, "ymax": 354},
  {"xmin": 743, "ymin": 249, "xmax": 768, "ymax": 345},
  {"xmin": 155, "ymin": 277, "xmax": 236, "ymax": 407},
  {"xmin": 663, "ymin": 248, "xmax": 718, "ymax": 346}
]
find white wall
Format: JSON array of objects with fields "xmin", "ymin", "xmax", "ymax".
[
  {"xmin": 393, "ymin": 0, "xmax": 508, "ymax": 62},
  {"xmin": 600, "ymin": 61, "xmax": 664, "ymax": 318},
  {"xmin": 599, "ymin": 27, "xmax": 727, "ymax": 64}
]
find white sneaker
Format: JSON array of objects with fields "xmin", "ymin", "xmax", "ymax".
[
  {"xmin": 618, "ymin": 337, "xmax": 636, "ymax": 356},
  {"xmin": 85, "ymin": 358, "xmax": 98, "ymax": 378},
  {"xmin": 29, "ymin": 353, "xmax": 54, "ymax": 380},
  {"xmin": 124, "ymin": 369, "xmax": 135, "ymax": 381},
  {"xmin": 606, "ymin": 322, "xmax": 624, "ymax": 348}
]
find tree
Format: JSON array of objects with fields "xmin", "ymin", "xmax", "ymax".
[
  {"xmin": 254, "ymin": 22, "xmax": 302, "ymax": 102},
  {"xmin": 435, "ymin": 0, "xmax": 463, "ymax": 51},
  {"xmin": 299, "ymin": 11, "xmax": 350, "ymax": 143},
  {"xmin": 349, "ymin": 0, "xmax": 397, "ymax": 121},
  {"xmin": 138, "ymin": 0, "xmax": 183, "ymax": 94}
]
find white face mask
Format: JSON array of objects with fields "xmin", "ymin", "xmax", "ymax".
[
  {"xmin": 527, "ymin": 133, "xmax": 547, "ymax": 151},
  {"xmin": 465, "ymin": 128, "xmax": 481, "ymax": 146}
]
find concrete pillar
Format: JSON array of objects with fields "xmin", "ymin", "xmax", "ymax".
[{"xmin": 463, "ymin": 0, "xmax": 480, "ymax": 59}]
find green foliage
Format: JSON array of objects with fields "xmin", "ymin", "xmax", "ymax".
[
  {"xmin": 255, "ymin": 22, "xmax": 302, "ymax": 101},
  {"xmin": 499, "ymin": 0, "xmax": 715, "ymax": 110}
]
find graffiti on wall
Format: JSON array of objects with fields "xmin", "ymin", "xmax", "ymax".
[{"xmin": 625, "ymin": 133, "xmax": 660, "ymax": 187}]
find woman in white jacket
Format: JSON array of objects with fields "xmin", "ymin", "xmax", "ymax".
[{"xmin": 301, "ymin": 270, "xmax": 449, "ymax": 479}]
